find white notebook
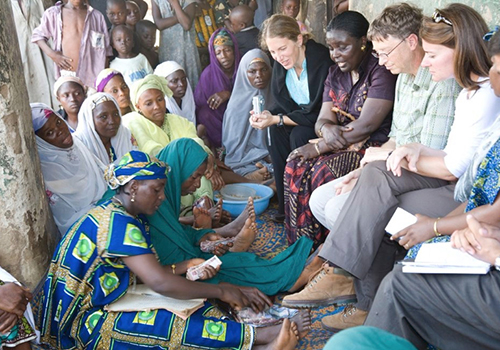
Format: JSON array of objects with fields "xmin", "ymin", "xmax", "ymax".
[{"xmin": 402, "ymin": 242, "xmax": 491, "ymax": 274}]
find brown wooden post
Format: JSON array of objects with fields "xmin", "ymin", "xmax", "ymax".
[{"xmin": 0, "ymin": 0, "xmax": 58, "ymax": 288}]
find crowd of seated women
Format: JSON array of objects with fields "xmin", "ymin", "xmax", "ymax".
[{"xmin": 4, "ymin": 1, "xmax": 500, "ymax": 349}]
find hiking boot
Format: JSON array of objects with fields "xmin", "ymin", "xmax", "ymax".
[
  {"xmin": 321, "ymin": 304, "xmax": 368, "ymax": 332},
  {"xmin": 282, "ymin": 263, "xmax": 356, "ymax": 308}
]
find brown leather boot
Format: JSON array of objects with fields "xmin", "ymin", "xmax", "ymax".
[
  {"xmin": 282, "ymin": 263, "xmax": 356, "ymax": 308},
  {"xmin": 321, "ymin": 304, "xmax": 368, "ymax": 332}
]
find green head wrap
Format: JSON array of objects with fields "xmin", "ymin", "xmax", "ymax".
[{"xmin": 130, "ymin": 74, "xmax": 174, "ymax": 107}]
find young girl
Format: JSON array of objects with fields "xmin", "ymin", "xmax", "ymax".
[{"xmin": 152, "ymin": 0, "xmax": 202, "ymax": 86}]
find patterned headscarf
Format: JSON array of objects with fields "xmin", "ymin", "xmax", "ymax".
[
  {"xmin": 95, "ymin": 68, "xmax": 124, "ymax": 92},
  {"xmin": 130, "ymin": 74, "xmax": 173, "ymax": 107},
  {"xmin": 213, "ymin": 28, "xmax": 234, "ymax": 47},
  {"xmin": 31, "ymin": 103, "xmax": 57, "ymax": 132},
  {"xmin": 104, "ymin": 150, "xmax": 169, "ymax": 189}
]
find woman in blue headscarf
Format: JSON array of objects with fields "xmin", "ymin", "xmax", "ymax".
[{"xmin": 148, "ymin": 138, "xmax": 321, "ymax": 295}]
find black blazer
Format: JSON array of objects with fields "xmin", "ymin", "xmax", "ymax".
[{"xmin": 269, "ymin": 39, "xmax": 333, "ymax": 127}]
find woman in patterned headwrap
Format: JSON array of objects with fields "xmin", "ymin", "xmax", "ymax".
[
  {"xmin": 37, "ymin": 150, "xmax": 307, "ymax": 350},
  {"xmin": 195, "ymin": 28, "xmax": 241, "ymax": 152}
]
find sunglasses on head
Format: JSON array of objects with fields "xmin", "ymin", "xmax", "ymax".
[{"xmin": 432, "ymin": 10, "xmax": 453, "ymax": 26}]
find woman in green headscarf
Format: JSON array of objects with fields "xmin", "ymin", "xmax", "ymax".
[
  {"xmin": 148, "ymin": 138, "xmax": 320, "ymax": 295},
  {"xmin": 122, "ymin": 74, "xmax": 224, "ymax": 215}
]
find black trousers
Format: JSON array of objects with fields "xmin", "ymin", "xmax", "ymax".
[{"xmin": 268, "ymin": 124, "xmax": 317, "ymax": 215}]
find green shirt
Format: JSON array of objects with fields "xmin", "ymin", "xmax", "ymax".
[{"xmin": 390, "ymin": 66, "xmax": 461, "ymax": 149}]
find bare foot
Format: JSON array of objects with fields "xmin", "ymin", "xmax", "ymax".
[
  {"xmin": 229, "ymin": 217, "xmax": 257, "ymax": 252},
  {"xmin": 290, "ymin": 309, "xmax": 312, "ymax": 338},
  {"xmin": 288, "ymin": 255, "xmax": 324, "ymax": 292},
  {"xmin": 245, "ymin": 163, "xmax": 271, "ymax": 182},
  {"xmin": 215, "ymin": 197, "xmax": 255, "ymax": 237},
  {"xmin": 193, "ymin": 207, "xmax": 212, "ymax": 229},
  {"xmin": 209, "ymin": 199, "xmax": 223, "ymax": 227},
  {"xmin": 256, "ymin": 319, "xmax": 300, "ymax": 350}
]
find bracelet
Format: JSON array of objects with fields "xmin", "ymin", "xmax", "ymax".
[
  {"xmin": 386, "ymin": 151, "xmax": 393, "ymax": 160},
  {"xmin": 314, "ymin": 142, "xmax": 321, "ymax": 156},
  {"xmin": 433, "ymin": 218, "xmax": 442, "ymax": 237},
  {"xmin": 171, "ymin": 264, "xmax": 176, "ymax": 275},
  {"xmin": 317, "ymin": 122, "xmax": 328, "ymax": 137}
]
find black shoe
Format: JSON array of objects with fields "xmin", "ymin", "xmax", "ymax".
[{"xmin": 271, "ymin": 213, "xmax": 285, "ymax": 223}]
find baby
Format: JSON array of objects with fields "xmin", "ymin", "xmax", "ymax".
[
  {"xmin": 126, "ymin": 0, "xmax": 141, "ymax": 30},
  {"xmin": 281, "ymin": 0, "xmax": 308, "ymax": 33},
  {"xmin": 109, "ymin": 24, "xmax": 153, "ymax": 87},
  {"xmin": 136, "ymin": 20, "xmax": 159, "ymax": 69},
  {"xmin": 32, "ymin": 0, "xmax": 111, "ymax": 87}
]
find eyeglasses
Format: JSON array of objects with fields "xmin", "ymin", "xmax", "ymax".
[
  {"xmin": 372, "ymin": 38, "xmax": 405, "ymax": 59},
  {"xmin": 432, "ymin": 10, "xmax": 453, "ymax": 26}
]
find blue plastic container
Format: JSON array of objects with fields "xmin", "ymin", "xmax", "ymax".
[{"xmin": 215, "ymin": 183, "xmax": 273, "ymax": 217}]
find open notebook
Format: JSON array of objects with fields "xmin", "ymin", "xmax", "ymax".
[
  {"xmin": 402, "ymin": 242, "xmax": 491, "ymax": 274},
  {"xmin": 105, "ymin": 284, "xmax": 205, "ymax": 320}
]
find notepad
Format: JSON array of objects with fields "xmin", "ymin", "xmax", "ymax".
[
  {"xmin": 105, "ymin": 284, "xmax": 205, "ymax": 319},
  {"xmin": 402, "ymin": 242, "xmax": 491, "ymax": 274},
  {"xmin": 385, "ymin": 207, "xmax": 417, "ymax": 236}
]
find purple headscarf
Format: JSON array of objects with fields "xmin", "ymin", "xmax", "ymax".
[{"xmin": 194, "ymin": 28, "xmax": 241, "ymax": 148}]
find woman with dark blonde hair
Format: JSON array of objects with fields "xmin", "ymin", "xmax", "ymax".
[{"xmin": 250, "ymin": 14, "xmax": 333, "ymax": 222}]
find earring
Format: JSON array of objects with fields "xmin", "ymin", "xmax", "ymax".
[
  {"xmin": 131, "ymin": 193, "xmax": 135, "ymax": 202},
  {"xmin": 361, "ymin": 45, "xmax": 366, "ymax": 51}
]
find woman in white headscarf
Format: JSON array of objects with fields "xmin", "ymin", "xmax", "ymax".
[
  {"xmin": 154, "ymin": 61, "xmax": 197, "ymax": 125},
  {"xmin": 74, "ymin": 93, "xmax": 135, "ymax": 165},
  {"xmin": 222, "ymin": 49, "xmax": 273, "ymax": 180},
  {"xmin": 31, "ymin": 103, "xmax": 107, "ymax": 234}
]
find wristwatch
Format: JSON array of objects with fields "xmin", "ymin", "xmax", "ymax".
[
  {"xmin": 277, "ymin": 113, "xmax": 284, "ymax": 128},
  {"xmin": 495, "ymin": 256, "xmax": 500, "ymax": 271}
]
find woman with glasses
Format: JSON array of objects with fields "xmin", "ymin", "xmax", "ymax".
[{"xmin": 284, "ymin": 11, "xmax": 397, "ymax": 247}]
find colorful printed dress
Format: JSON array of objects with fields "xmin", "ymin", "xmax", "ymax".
[
  {"xmin": 37, "ymin": 199, "xmax": 254, "ymax": 349},
  {"xmin": 284, "ymin": 52, "xmax": 397, "ymax": 248}
]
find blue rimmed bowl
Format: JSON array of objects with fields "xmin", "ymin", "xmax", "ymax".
[{"xmin": 215, "ymin": 183, "xmax": 274, "ymax": 217}]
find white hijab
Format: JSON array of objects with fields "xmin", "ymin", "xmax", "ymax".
[
  {"xmin": 74, "ymin": 93, "xmax": 134, "ymax": 165},
  {"xmin": 32, "ymin": 103, "xmax": 107, "ymax": 234},
  {"xmin": 154, "ymin": 61, "xmax": 197, "ymax": 125}
]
